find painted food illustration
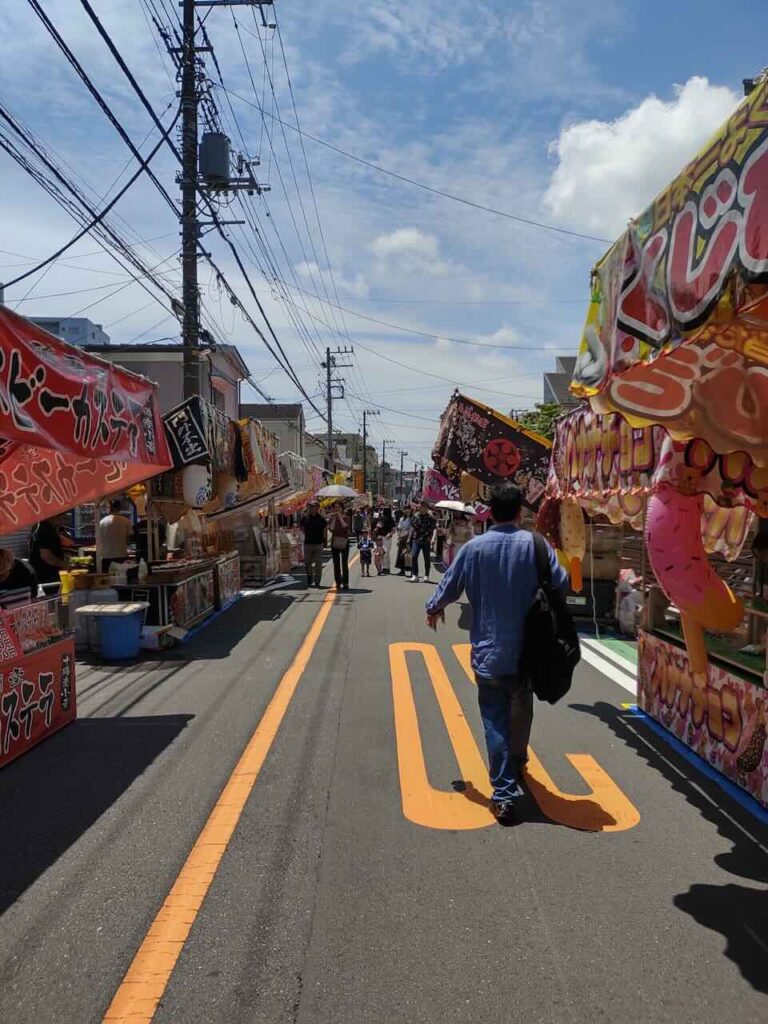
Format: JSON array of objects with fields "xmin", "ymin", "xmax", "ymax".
[
  {"xmin": 737, "ymin": 703, "xmax": 766, "ymax": 774},
  {"xmin": 646, "ymin": 485, "xmax": 744, "ymax": 631},
  {"xmin": 559, "ymin": 498, "xmax": 586, "ymax": 592},
  {"xmin": 482, "ymin": 438, "xmax": 521, "ymax": 477}
]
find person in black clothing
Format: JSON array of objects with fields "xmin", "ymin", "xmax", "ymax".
[
  {"xmin": 327, "ymin": 503, "xmax": 351, "ymax": 591},
  {"xmin": 300, "ymin": 500, "xmax": 326, "ymax": 588},
  {"xmin": 29, "ymin": 516, "xmax": 67, "ymax": 586},
  {"xmin": 0, "ymin": 548, "xmax": 38, "ymax": 601}
]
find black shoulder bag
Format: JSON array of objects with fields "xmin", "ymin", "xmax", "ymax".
[{"xmin": 520, "ymin": 532, "xmax": 581, "ymax": 704}]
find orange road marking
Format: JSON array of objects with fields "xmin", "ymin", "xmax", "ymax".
[
  {"xmin": 390, "ymin": 642, "xmax": 494, "ymax": 830},
  {"xmin": 452, "ymin": 643, "xmax": 640, "ymax": 832},
  {"xmin": 103, "ymin": 568, "xmax": 355, "ymax": 1023}
]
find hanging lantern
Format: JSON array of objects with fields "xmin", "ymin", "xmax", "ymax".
[
  {"xmin": 182, "ymin": 463, "xmax": 213, "ymax": 508},
  {"xmin": 215, "ymin": 471, "xmax": 239, "ymax": 508}
]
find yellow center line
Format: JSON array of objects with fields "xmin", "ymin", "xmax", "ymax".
[{"xmin": 103, "ymin": 558, "xmax": 358, "ymax": 1023}]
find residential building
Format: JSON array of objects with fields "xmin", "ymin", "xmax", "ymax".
[
  {"xmin": 240, "ymin": 403, "xmax": 306, "ymax": 456},
  {"xmin": 84, "ymin": 342, "xmax": 250, "ymax": 419},
  {"xmin": 542, "ymin": 355, "xmax": 579, "ymax": 407},
  {"xmin": 304, "ymin": 433, "xmax": 330, "ymax": 470},
  {"xmin": 31, "ymin": 316, "xmax": 110, "ymax": 347},
  {"xmin": 335, "ymin": 432, "xmax": 378, "ymax": 473}
]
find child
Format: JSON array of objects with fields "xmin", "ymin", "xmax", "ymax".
[
  {"xmin": 357, "ymin": 531, "xmax": 374, "ymax": 577},
  {"xmin": 373, "ymin": 534, "xmax": 386, "ymax": 575}
]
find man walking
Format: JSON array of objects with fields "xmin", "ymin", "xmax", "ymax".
[
  {"xmin": 425, "ymin": 482, "xmax": 567, "ymax": 823},
  {"xmin": 408, "ymin": 502, "xmax": 436, "ymax": 582},
  {"xmin": 300, "ymin": 500, "xmax": 326, "ymax": 588}
]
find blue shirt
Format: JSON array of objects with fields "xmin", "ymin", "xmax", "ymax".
[{"xmin": 426, "ymin": 525, "xmax": 568, "ymax": 679}]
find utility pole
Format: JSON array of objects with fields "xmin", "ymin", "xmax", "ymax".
[
  {"xmin": 321, "ymin": 345, "xmax": 353, "ymax": 474},
  {"xmin": 398, "ymin": 450, "xmax": 408, "ymax": 503},
  {"xmin": 380, "ymin": 438, "xmax": 395, "ymax": 499},
  {"xmin": 178, "ymin": 1, "xmax": 273, "ymax": 400},
  {"xmin": 181, "ymin": 0, "xmax": 200, "ymax": 399},
  {"xmin": 361, "ymin": 409, "xmax": 379, "ymax": 496}
]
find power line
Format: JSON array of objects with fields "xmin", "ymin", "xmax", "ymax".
[
  {"xmin": 281, "ymin": 285, "xmax": 562, "ymax": 351},
  {"xmin": 1, "ymin": 106, "xmax": 180, "ymax": 289},
  {"xmin": 54, "ymin": 0, "xmax": 325, "ymax": 418},
  {"xmin": 215, "ymin": 79, "xmax": 612, "ymax": 245},
  {"xmin": 0, "ymin": 106, "xmax": 180, "ymax": 313}
]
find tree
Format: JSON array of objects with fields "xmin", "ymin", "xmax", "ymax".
[{"xmin": 514, "ymin": 403, "xmax": 566, "ymax": 441}]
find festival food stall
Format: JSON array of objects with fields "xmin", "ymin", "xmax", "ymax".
[
  {"xmin": 560, "ymin": 73, "xmax": 768, "ymax": 808},
  {"xmin": 120, "ymin": 397, "xmax": 284, "ymax": 632},
  {"xmin": 0, "ymin": 306, "xmax": 171, "ymax": 764}
]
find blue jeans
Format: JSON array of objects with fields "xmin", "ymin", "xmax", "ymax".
[
  {"xmin": 410, "ymin": 540, "xmax": 431, "ymax": 576},
  {"xmin": 476, "ymin": 674, "xmax": 533, "ymax": 803}
]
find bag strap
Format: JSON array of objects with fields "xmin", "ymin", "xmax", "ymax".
[{"xmin": 530, "ymin": 531, "xmax": 552, "ymax": 590}]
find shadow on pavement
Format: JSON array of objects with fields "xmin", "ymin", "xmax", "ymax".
[
  {"xmin": 76, "ymin": 592, "xmax": 303, "ymax": 716},
  {"xmin": 571, "ymin": 699, "xmax": 768, "ymax": 992},
  {"xmin": 452, "ymin": 777, "xmax": 616, "ymax": 831},
  {"xmin": 0, "ymin": 714, "xmax": 192, "ymax": 913}
]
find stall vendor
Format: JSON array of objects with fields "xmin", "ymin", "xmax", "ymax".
[
  {"xmin": 98, "ymin": 500, "xmax": 133, "ymax": 571},
  {"xmin": 29, "ymin": 515, "xmax": 68, "ymax": 585},
  {"xmin": 0, "ymin": 548, "xmax": 38, "ymax": 600}
]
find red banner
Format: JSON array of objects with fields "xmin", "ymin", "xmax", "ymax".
[
  {"xmin": 0, "ymin": 307, "xmax": 172, "ymax": 532},
  {"xmin": 0, "ymin": 636, "xmax": 76, "ymax": 769}
]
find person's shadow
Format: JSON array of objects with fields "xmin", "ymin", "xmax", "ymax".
[{"xmin": 571, "ymin": 699, "xmax": 768, "ymax": 992}]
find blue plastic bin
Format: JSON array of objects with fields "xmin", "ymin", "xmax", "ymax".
[{"xmin": 97, "ymin": 610, "xmax": 143, "ymax": 660}]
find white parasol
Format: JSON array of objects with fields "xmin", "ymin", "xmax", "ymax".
[
  {"xmin": 315, "ymin": 484, "xmax": 359, "ymax": 499},
  {"xmin": 435, "ymin": 499, "xmax": 477, "ymax": 515}
]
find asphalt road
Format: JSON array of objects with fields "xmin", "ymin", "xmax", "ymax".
[{"xmin": 0, "ymin": 559, "xmax": 766, "ymax": 1024}]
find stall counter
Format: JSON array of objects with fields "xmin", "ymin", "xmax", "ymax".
[
  {"xmin": 0, "ymin": 635, "xmax": 76, "ymax": 769},
  {"xmin": 117, "ymin": 559, "xmax": 216, "ymax": 630},
  {"xmin": 637, "ymin": 628, "xmax": 768, "ymax": 809},
  {"xmin": 215, "ymin": 552, "xmax": 240, "ymax": 609}
]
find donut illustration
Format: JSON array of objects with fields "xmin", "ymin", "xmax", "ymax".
[{"xmin": 482, "ymin": 438, "xmax": 521, "ymax": 477}]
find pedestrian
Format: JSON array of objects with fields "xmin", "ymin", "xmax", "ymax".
[
  {"xmin": 98, "ymin": 500, "xmax": 133, "ymax": 573},
  {"xmin": 328, "ymin": 502, "xmax": 351, "ymax": 591},
  {"xmin": 408, "ymin": 502, "xmax": 436, "ymax": 583},
  {"xmin": 377, "ymin": 507, "xmax": 395, "ymax": 574},
  {"xmin": 445, "ymin": 511, "xmax": 474, "ymax": 568},
  {"xmin": 29, "ymin": 514, "xmax": 68, "ymax": 587},
  {"xmin": 435, "ymin": 519, "xmax": 446, "ymax": 565},
  {"xmin": 425, "ymin": 482, "xmax": 567, "ymax": 824},
  {"xmin": 0, "ymin": 547, "xmax": 38, "ymax": 601},
  {"xmin": 300, "ymin": 500, "xmax": 326, "ymax": 588},
  {"xmin": 395, "ymin": 509, "xmax": 412, "ymax": 576},
  {"xmin": 357, "ymin": 530, "xmax": 374, "ymax": 577},
  {"xmin": 373, "ymin": 534, "xmax": 386, "ymax": 575}
]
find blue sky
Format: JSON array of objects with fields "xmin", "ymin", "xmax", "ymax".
[{"xmin": 0, "ymin": 1, "xmax": 765, "ymax": 464}]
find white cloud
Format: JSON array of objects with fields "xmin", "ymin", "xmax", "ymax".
[
  {"xmin": 543, "ymin": 76, "xmax": 741, "ymax": 237},
  {"xmin": 370, "ymin": 228, "xmax": 452, "ymax": 276},
  {"xmin": 295, "ymin": 260, "xmax": 369, "ymax": 299},
  {"xmin": 339, "ymin": 2, "xmax": 500, "ymax": 69},
  {"xmin": 371, "ymin": 228, "xmax": 439, "ymax": 261}
]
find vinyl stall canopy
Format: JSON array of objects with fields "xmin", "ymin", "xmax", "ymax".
[{"xmin": 0, "ymin": 306, "xmax": 172, "ymax": 534}]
